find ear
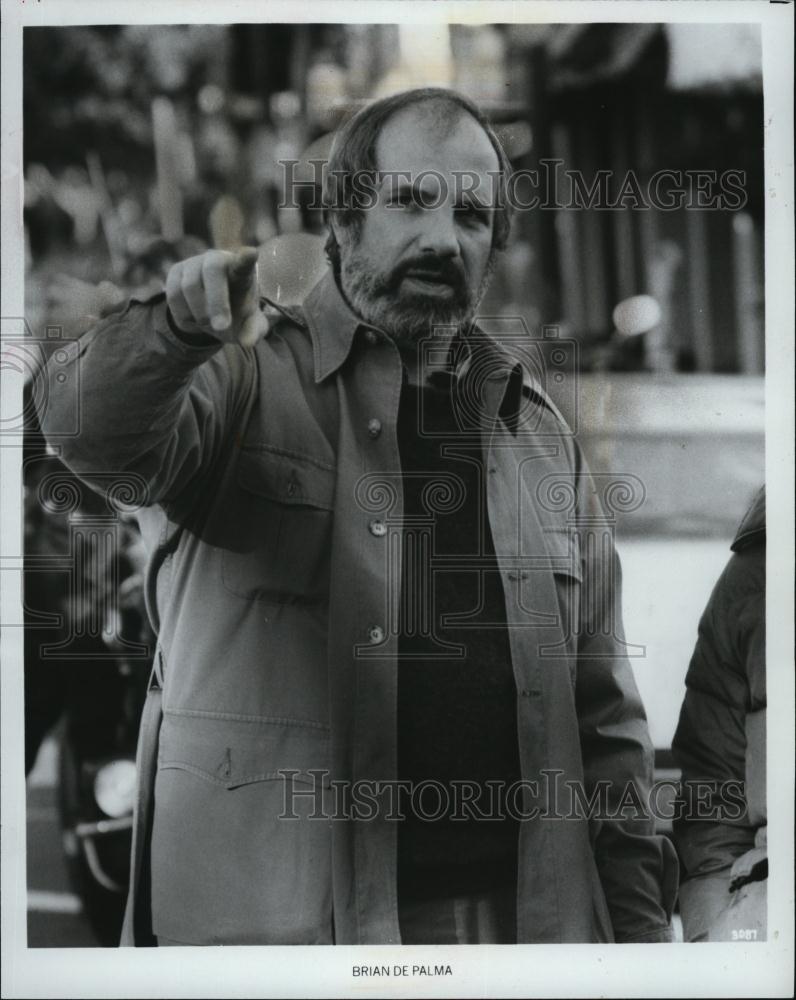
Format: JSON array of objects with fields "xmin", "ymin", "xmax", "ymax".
[{"xmin": 327, "ymin": 213, "xmax": 345, "ymax": 249}]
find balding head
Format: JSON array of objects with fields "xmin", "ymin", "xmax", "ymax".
[{"xmin": 323, "ymin": 87, "xmax": 513, "ymax": 270}]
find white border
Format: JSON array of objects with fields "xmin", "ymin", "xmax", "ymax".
[{"xmin": 2, "ymin": 2, "xmax": 793, "ymax": 997}]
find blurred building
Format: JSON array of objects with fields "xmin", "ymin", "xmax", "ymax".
[
  {"xmin": 25, "ymin": 21, "xmax": 764, "ymax": 378},
  {"xmin": 504, "ymin": 23, "xmax": 764, "ymax": 375}
]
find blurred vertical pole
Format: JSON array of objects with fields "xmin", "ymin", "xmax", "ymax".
[
  {"xmin": 85, "ymin": 152, "xmax": 125, "ymax": 278},
  {"xmin": 152, "ymin": 97, "xmax": 184, "ymax": 243},
  {"xmin": 646, "ymin": 241, "xmax": 681, "ymax": 372},
  {"xmin": 345, "ymin": 25, "xmax": 372, "ymax": 99},
  {"xmin": 551, "ymin": 123, "xmax": 586, "ymax": 333},
  {"xmin": 289, "ymin": 25, "xmax": 311, "ymax": 111},
  {"xmin": 632, "ymin": 96, "xmax": 660, "ymax": 297},
  {"xmin": 579, "ymin": 116, "xmax": 610, "ymax": 334},
  {"xmin": 732, "ymin": 212, "xmax": 764, "ymax": 374},
  {"xmin": 610, "ymin": 106, "xmax": 636, "ymax": 301},
  {"xmin": 684, "ymin": 207, "xmax": 714, "ymax": 371},
  {"xmin": 509, "ymin": 30, "xmax": 559, "ymax": 322}
]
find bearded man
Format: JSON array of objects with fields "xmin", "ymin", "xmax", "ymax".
[{"xmin": 38, "ymin": 87, "xmax": 677, "ymax": 946}]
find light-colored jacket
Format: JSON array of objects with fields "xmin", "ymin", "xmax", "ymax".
[{"xmin": 39, "ymin": 269, "xmax": 677, "ymax": 945}]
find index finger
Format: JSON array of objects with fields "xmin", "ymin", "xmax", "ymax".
[
  {"xmin": 228, "ymin": 246, "xmax": 260, "ymax": 285},
  {"xmin": 201, "ymin": 254, "xmax": 233, "ymax": 332}
]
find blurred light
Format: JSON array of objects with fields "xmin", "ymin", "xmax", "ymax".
[
  {"xmin": 399, "ymin": 24, "xmax": 453, "ymax": 86},
  {"xmin": 198, "ymin": 84, "xmax": 225, "ymax": 116},
  {"xmin": 613, "ymin": 295, "xmax": 662, "ymax": 338},
  {"xmin": 666, "ymin": 24, "xmax": 761, "ymax": 90},
  {"xmin": 94, "ymin": 759, "xmax": 137, "ymax": 818},
  {"xmin": 375, "ymin": 25, "xmax": 453, "ymax": 96},
  {"xmin": 270, "ymin": 91, "xmax": 301, "ymax": 122}
]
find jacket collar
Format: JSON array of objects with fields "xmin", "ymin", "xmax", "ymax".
[
  {"xmin": 302, "ymin": 269, "xmax": 367, "ymax": 384},
  {"xmin": 300, "ymin": 269, "xmax": 524, "ymax": 422}
]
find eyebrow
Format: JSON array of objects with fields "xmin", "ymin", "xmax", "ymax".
[{"xmin": 379, "ymin": 175, "xmax": 495, "ymax": 210}]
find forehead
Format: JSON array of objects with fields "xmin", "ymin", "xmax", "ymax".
[{"xmin": 374, "ymin": 104, "xmax": 500, "ymax": 181}]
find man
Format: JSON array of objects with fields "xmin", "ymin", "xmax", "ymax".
[
  {"xmin": 673, "ymin": 487, "xmax": 766, "ymax": 942},
  {"xmin": 38, "ymin": 87, "xmax": 676, "ymax": 945}
]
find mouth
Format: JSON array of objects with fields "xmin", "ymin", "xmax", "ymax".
[{"xmin": 401, "ymin": 271, "xmax": 456, "ymax": 298}]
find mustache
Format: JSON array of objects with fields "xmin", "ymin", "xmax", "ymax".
[{"xmin": 388, "ymin": 255, "xmax": 467, "ymax": 293}]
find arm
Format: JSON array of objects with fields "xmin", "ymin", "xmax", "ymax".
[
  {"xmin": 36, "ymin": 248, "xmax": 267, "ymax": 508},
  {"xmin": 573, "ymin": 457, "xmax": 678, "ymax": 943},
  {"xmin": 671, "ymin": 546, "xmax": 765, "ymax": 940}
]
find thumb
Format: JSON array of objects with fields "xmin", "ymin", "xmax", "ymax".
[{"xmin": 237, "ymin": 308, "xmax": 270, "ymax": 348}]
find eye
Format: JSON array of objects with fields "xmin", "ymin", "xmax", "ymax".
[
  {"xmin": 387, "ymin": 189, "xmax": 418, "ymax": 210},
  {"xmin": 457, "ymin": 202, "xmax": 490, "ymax": 226}
]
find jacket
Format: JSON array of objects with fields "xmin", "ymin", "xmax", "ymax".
[
  {"xmin": 38, "ymin": 267, "xmax": 677, "ymax": 945},
  {"xmin": 672, "ymin": 487, "xmax": 766, "ymax": 941}
]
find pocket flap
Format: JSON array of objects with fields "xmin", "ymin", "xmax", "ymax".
[
  {"xmin": 237, "ymin": 447, "xmax": 335, "ymax": 509},
  {"xmin": 158, "ymin": 713, "xmax": 330, "ymax": 789}
]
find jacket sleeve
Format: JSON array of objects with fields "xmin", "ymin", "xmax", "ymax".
[
  {"xmin": 572, "ymin": 449, "xmax": 678, "ymax": 943},
  {"xmin": 671, "ymin": 545, "xmax": 765, "ymax": 937},
  {"xmin": 36, "ymin": 293, "xmax": 252, "ymax": 509}
]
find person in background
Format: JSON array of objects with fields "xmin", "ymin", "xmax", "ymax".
[{"xmin": 672, "ymin": 486, "xmax": 766, "ymax": 942}]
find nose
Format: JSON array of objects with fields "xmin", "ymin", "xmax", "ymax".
[{"xmin": 416, "ymin": 204, "xmax": 460, "ymax": 259}]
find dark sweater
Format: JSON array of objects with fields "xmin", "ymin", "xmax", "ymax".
[{"xmin": 396, "ymin": 371, "xmax": 521, "ymax": 900}]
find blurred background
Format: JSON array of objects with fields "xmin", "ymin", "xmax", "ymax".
[{"xmin": 20, "ymin": 22, "xmax": 764, "ymax": 945}]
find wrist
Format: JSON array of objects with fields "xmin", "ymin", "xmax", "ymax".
[{"xmin": 165, "ymin": 306, "xmax": 219, "ymax": 347}]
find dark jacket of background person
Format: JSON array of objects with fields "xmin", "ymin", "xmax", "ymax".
[
  {"xmin": 36, "ymin": 268, "xmax": 677, "ymax": 945},
  {"xmin": 672, "ymin": 487, "xmax": 766, "ymax": 942}
]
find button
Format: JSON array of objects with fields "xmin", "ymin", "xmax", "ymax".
[
  {"xmin": 368, "ymin": 625, "xmax": 385, "ymax": 644},
  {"xmin": 367, "ymin": 418, "xmax": 382, "ymax": 439},
  {"xmin": 369, "ymin": 520, "xmax": 387, "ymax": 537},
  {"xmin": 286, "ymin": 481, "xmax": 298, "ymax": 497},
  {"xmin": 364, "ymin": 330, "xmax": 378, "ymax": 345}
]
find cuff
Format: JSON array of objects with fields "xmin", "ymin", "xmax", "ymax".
[
  {"xmin": 143, "ymin": 296, "xmax": 222, "ymax": 364},
  {"xmin": 165, "ymin": 305, "xmax": 220, "ymax": 347}
]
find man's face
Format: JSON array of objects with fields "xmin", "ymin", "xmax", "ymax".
[{"xmin": 335, "ymin": 106, "xmax": 501, "ymax": 347}]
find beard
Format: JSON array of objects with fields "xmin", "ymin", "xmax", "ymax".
[{"xmin": 337, "ymin": 235, "xmax": 498, "ymax": 349}]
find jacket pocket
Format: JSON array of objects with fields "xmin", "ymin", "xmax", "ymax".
[
  {"xmin": 151, "ymin": 714, "xmax": 333, "ymax": 944},
  {"xmin": 222, "ymin": 447, "xmax": 335, "ymax": 605},
  {"xmin": 156, "ymin": 713, "xmax": 332, "ymax": 788}
]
